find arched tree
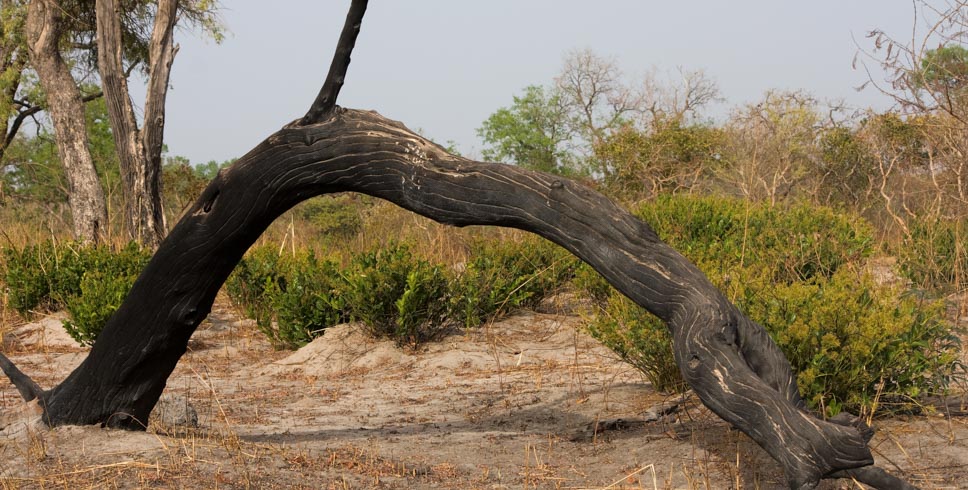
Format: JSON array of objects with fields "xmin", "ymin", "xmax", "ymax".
[{"xmin": 1, "ymin": 2, "xmax": 918, "ymax": 489}]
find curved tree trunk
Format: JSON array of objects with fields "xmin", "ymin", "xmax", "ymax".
[
  {"xmin": 8, "ymin": 108, "xmax": 898, "ymax": 489},
  {"xmin": 24, "ymin": 0, "xmax": 108, "ymax": 244},
  {"xmin": 2, "ymin": 2, "xmax": 918, "ymax": 489}
]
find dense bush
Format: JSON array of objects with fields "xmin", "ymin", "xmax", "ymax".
[
  {"xmin": 342, "ymin": 243, "xmax": 453, "ymax": 347},
  {"xmin": 739, "ymin": 267, "xmax": 960, "ymax": 416},
  {"xmin": 226, "ymin": 237, "xmax": 577, "ymax": 349},
  {"xmin": 585, "ymin": 292, "xmax": 685, "ymax": 393},
  {"xmin": 3, "ymin": 242, "xmax": 58, "ymax": 315},
  {"xmin": 225, "ymin": 245, "xmax": 287, "ymax": 330},
  {"xmin": 62, "ymin": 271, "xmax": 139, "ymax": 346},
  {"xmin": 455, "ymin": 236, "xmax": 576, "ymax": 327},
  {"xmin": 580, "ymin": 195, "xmax": 961, "ymax": 415},
  {"xmin": 295, "ymin": 195, "xmax": 365, "ymax": 237},
  {"xmin": 634, "ymin": 195, "xmax": 874, "ymax": 283},
  {"xmin": 226, "ymin": 246, "xmax": 347, "ymax": 349},
  {"xmin": 1, "ymin": 241, "xmax": 150, "ymax": 344},
  {"xmin": 263, "ymin": 253, "xmax": 347, "ymax": 349}
]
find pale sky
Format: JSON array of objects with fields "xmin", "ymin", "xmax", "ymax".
[{"xmin": 160, "ymin": 1, "xmax": 919, "ymax": 164}]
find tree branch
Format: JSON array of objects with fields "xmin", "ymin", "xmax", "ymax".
[
  {"xmin": 0, "ymin": 352, "xmax": 44, "ymax": 402},
  {"xmin": 300, "ymin": 0, "xmax": 368, "ymax": 125},
  {"xmin": 830, "ymin": 466, "xmax": 920, "ymax": 490},
  {"xmin": 1, "ymin": 91, "xmax": 103, "ymax": 161}
]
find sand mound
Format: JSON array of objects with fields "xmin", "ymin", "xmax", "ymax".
[
  {"xmin": 4, "ymin": 313, "xmax": 79, "ymax": 351},
  {"xmin": 255, "ymin": 312, "xmax": 602, "ymax": 379},
  {"xmin": 254, "ymin": 323, "xmax": 416, "ymax": 378}
]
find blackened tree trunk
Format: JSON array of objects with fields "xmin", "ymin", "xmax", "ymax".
[
  {"xmin": 23, "ymin": 0, "xmax": 108, "ymax": 244},
  {"xmin": 95, "ymin": 0, "xmax": 175, "ymax": 249},
  {"xmin": 1, "ymin": 2, "xmax": 918, "ymax": 489}
]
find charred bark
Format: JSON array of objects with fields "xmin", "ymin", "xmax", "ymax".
[
  {"xmin": 3, "ymin": 1, "xmax": 918, "ymax": 489},
  {"xmin": 10, "ymin": 107, "xmax": 911, "ymax": 489},
  {"xmin": 24, "ymin": 0, "xmax": 108, "ymax": 244}
]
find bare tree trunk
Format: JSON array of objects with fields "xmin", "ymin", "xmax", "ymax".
[
  {"xmin": 94, "ymin": 0, "xmax": 174, "ymax": 249},
  {"xmin": 23, "ymin": 0, "xmax": 107, "ymax": 244}
]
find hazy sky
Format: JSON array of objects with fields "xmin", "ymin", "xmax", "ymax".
[{"xmin": 160, "ymin": 1, "xmax": 918, "ymax": 164}]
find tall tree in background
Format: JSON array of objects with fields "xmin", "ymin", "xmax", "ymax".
[
  {"xmin": 95, "ymin": 0, "xmax": 176, "ymax": 248},
  {"xmin": 24, "ymin": 0, "xmax": 108, "ymax": 243},
  {"xmin": 480, "ymin": 50, "xmax": 721, "ymax": 194},
  {"xmin": 477, "ymin": 85, "xmax": 575, "ymax": 175},
  {"xmin": 11, "ymin": 0, "xmax": 220, "ymax": 245}
]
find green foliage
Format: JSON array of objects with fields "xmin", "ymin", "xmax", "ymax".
[
  {"xmin": 343, "ymin": 243, "xmax": 453, "ymax": 347},
  {"xmin": 226, "ymin": 247, "xmax": 348, "ymax": 349},
  {"xmin": 897, "ymin": 217, "xmax": 968, "ymax": 292},
  {"xmin": 455, "ymin": 236, "xmax": 576, "ymax": 327},
  {"xmin": 1, "ymin": 241, "xmax": 149, "ymax": 345},
  {"xmin": 581, "ymin": 195, "xmax": 959, "ymax": 415},
  {"xmin": 737, "ymin": 267, "xmax": 960, "ymax": 416},
  {"xmin": 62, "ymin": 271, "xmax": 137, "ymax": 346},
  {"xmin": 918, "ymin": 44, "xmax": 968, "ymax": 92},
  {"xmin": 1, "ymin": 96, "xmax": 120, "ymax": 207},
  {"xmin": 0, "ymin": 133, "xmax": 66, "ymax": 205},
  {"xmin": 226, "ymin": 238, "xmax": 577, "ymax": 349},
  {"xmin": 3, "ymin": 242, "xmax": 56, "ymax": 315},
  {"xmin": 477, "ymin": 85, "xmax": 578, "ymax": 175},
  {"xmin": 162, "ymin": 156, "xmax": 238, "ymax": 220},
  {"xmin": 585, "ymin": 292, "xmax": 685, "ymax": 393},
  {"xmin": 596, "ymin": 119, "xmax": 725, "ymax": 199},
  {"xmin": 817, "ymin": 126, "xmax": 877, "ymax": 207},
  {"xmin": 2, "ymin": 241, "xmax": 148, "ymax": 317},
  {"xmin": 225, "ymin": 245, "xmax": 286, "ymax": 330},
  {"xmin": 634, "ymin": 195, "xmax": 873, "ymax": 282},
  {"xmin": 192, "ymin": 158, "xmax": 237, "ymax": 180},
  {"xmin": 295, "ymin": 195, "xmax": 365, "ymax": 237},
  {"xmin": 262, "ymin": 253, "xmax": 347, "ymax": 349}
]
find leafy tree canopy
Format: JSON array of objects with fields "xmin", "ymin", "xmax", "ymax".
[{"xmin": 477, "ymin": 85, "xmax": 579, "ymax": 176}]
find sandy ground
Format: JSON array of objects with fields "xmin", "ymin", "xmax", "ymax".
[{"xmin": 1, "ymin": 301, "xmax": 967, "ymax": 489}]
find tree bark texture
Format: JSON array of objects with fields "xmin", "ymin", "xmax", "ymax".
[
  {"xmin": 16, "ymin": 108, "xmax": 910, "ymax": 489},
  {"xmin": 24, "ymin": 0, "xmax": 108, "ymax": 244},
  {"xmin": 94, "ymin": 0, "xmax": 174, "ymax": 249}
]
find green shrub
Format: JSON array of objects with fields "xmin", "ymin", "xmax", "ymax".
[
  {"xmin": 296, "ymin": 195, "xmax": 364, "ymax": 237},
  {"xmin": 455, "ymin": 236, "xmax": 576, "ymax": 327},
  {"xmin": 263, "ymin": 253, "xmax": 347, "ymax": 349},
  {"xmin": 897, "ymin": 217, "xmax": 968, "ymax": 292},
  {"xmin": 58, "ymin": 243, "xmax": 149, "ymax": 345},
  {"xmin": 62, "ymin": 271, "xmax": 138, "ymax": 346},
  {"xmin": 585, "ymin": 293, "xmax": 685, "ymax": 393},
  {"xmin": 343, "ymin": 243, "xmax": 453, "ymax": 346},
  {"xmin": 729, "ymin": 265, "xmax": 961, "ymax": 416},
  {"xmin": 2, "ymin": 241, "xmax": 149, "ymax": 314},
  {"xmin": 3, "ymin": 242, "xmax": 54, "ymax": 315},
  {"xmin": 634, "ymin": 195, "xmax": 874, "ymax": 283},
  {"xmin": 572, "ymin": 262, "xmax": 613, "ymax": 309},
  {"xmin": 225, "ymin": 245, "xmax": 286, "ymax": 329},
  {"xmin": 580, "ymin": 195, "xmax": 960, "ymax": 415},
  {"xmin": 226, "ymin": 246, "xmax": 349, "ymax": 349}
]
